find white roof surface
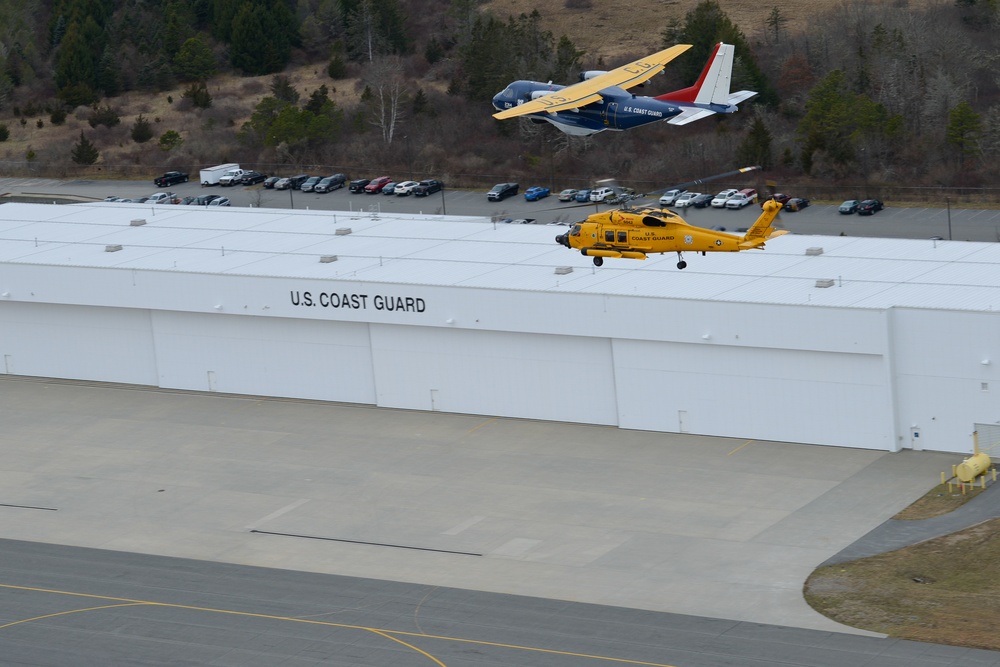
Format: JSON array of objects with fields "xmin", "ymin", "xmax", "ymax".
[{"xmin": 1, "ymin": 201, "xmax": 999, "ymax": 312}]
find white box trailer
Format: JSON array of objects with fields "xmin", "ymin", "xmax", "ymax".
[{"xmin": 199, "ymin": 163, "xmax": 239, "ymax": 187}]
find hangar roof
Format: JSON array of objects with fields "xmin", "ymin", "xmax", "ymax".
[{"xmin": 1, "ymin": 201, "xmax": 998, "ymax": 312}]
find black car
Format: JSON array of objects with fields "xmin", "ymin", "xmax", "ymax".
[
  {"xmin": 262, "ymin": 176, "xmax": 281, "ymax": 189},
  {"xmin": 857, "ymin": 199, "xmax": 884, "ymax": 215},
  {"xmin": 154, "ymin": 171, "xmax": 188, "ymax": 187},
  {"xmin": 690, "ymin": 193, "xmax": 714, "ymax": 208},
  {"xmin": 413, "ymin": 179, "xmax": 443, "ymax": 196},
  {"xmin": 240, "ymin": 170, "xmax": 267, "ymax": 185},
  {"xmin": 785, "ymin": 197, "xmax": 810, "ymax": 212},
  {"xmin": 349, "ymin": 178, "xmax": 371, "ymax": 193},
  {"xmin": 487, "ymin": 182, "xmax": 519, "ymax": 201},
  {"xmin": 287, "ymin": 174, "xmax": 310, "ymax": 190},
  {"xmin": 190, "ymin": 194, "xmax": 221, "ymax": 205}
]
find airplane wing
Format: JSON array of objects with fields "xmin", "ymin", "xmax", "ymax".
[{"xmin": 493, "ymin": 44, "xmax": 692, "ymax": 120}]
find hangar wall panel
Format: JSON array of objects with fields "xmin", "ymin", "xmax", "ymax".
[
  {"xmin": 889, "ymin": 308, "xmax": 1000, "ymax": 452},
  {"xmin": 369, "ymin": 324, "xmax": 618, "ymax": 423},
  {"xmin": 151, "ymin": 312, "xmax": 376, "ymax": 403},
  {"xmin": 612, "ymin": 339, "xmax": 891, "ymax": 449},
  {"xmin": 0, "ymin": 301, "xmax": 157, "ymax": 385}
]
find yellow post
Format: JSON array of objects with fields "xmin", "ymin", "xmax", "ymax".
[
  {"xmin": 949, "ymin": 481, "xmax": 954, "ymax": 494},
  {"xmin": 974, "ymin": 430, "xmax": 980, "ymax": 455},
  {"xmin": 982, "ymin": 476, "xmax": 987, "ymax": 489},
  {"xmin": 953, "ymin": 464, "xmax": 958, "ymax": 477},
  {"xmin": 994, "ymin": 468, "xmax": 997, "ymax": 482},
  {"xmin": 962, "ymin": 483, "xmax": 967, "ymax": 495},
  {"xmin": 941, "ymin": 471, "xmax": 946, "ymax": 485}
]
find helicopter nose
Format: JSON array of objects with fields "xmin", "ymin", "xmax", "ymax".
[{"xmin": 555, "ymin": 233, "xmax": 569, "ymax": 247}]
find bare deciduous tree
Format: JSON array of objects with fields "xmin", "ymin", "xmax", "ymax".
[{"xmin": 364, "ymin": 56, "xmax": 406, "ymax": 145}]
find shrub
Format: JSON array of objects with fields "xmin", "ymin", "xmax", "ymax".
[
  {"xmin": 88, "ymin": 105, "xmax": 121, "ymax": 129},
  {"xmin": 182, "ymin": 82, "xmax": 212, "ymax": 109},
  {"xmin": 158, "ymin": 129, "xmax": 183, "ymax": 151},
  {"xmin": 0, "ymin": 124, "xmax": 9, "ymax": 141},
  {"xmin": 50, "ymin": 108, "xmax": 67, "ymax": 125},
  {"xmin": 131, "ymin": 114, "xmax": 154, "ymax": 143}
]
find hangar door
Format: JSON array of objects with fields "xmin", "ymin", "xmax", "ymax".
[
  {"xmin": 152, "ymin": 311, "xmax": 376, "ymax": 404},
  {"xmin": 0, "ymin": 302, "xmax": 158, "ymax": 385},
  {"xmin": 370, "ymin": 325, "xmax": 618, "ymax": 424},
  {"xmin": 613, "ymin": 340, "xmax": 891, "ymax": 449}
]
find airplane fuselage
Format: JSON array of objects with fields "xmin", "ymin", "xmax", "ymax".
[{"xmin": 492, "ymin": 81, "xmax": 682, "ymax": 135}]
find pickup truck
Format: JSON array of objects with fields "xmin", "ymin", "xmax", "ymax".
[{"xmin": 218, "ymin": 168, "xmax": 247, "ymax": 186}]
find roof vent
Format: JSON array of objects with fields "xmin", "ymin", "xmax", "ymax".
[
  {"xmin": 805, "ymin": 247, "xmax": 824, "ymax": 256},
  {"xmin": 815, "ymin": 279, "xmax": 835, "ymax": 288},
  {"xmin": 129, "ymin": 218, "xmax": 146, "ymax": 227},
  {"xmin": 554, "ymin": 266, "xmax": 573, "ymax": 275},
  {"xmin": 335, "ymin": 227, "xmax": 352, "ymax": 236},
  {"xmin": 105, "ymin": 244, "xmax": 123, "ymax": 253},
  {"xmin": 319, "ymin": 255, "xmax": 338, "ymax": 263}
]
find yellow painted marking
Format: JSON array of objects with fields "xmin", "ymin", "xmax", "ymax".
[
  {"xmin": 727, "ymin": 440, "xmax": 753, "ymax": 456},
  {"xmin": 465, "ymin": 417, "xmax": 496, "ymax": 435},
  {"xmin": 0, "ymin": 583, "xmax": 679, "ymax": 666},
  {"xmin": 0, "ymin": 602, "xmax": 149, "ymax": 630}
]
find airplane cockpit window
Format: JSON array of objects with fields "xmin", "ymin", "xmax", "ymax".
[
  {"xmin": 500, "ymin": 88, "xmax": 515, "ymax": 99},
  {"xmin": 570, "ymin": 224, "xmax": 581, "ymax": 236}
]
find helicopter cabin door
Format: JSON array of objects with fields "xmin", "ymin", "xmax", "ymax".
[{"xmin": 602, "ymin": 102, "xmax": 618, "ymax": 128}]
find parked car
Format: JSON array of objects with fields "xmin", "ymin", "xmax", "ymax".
[
  {"xmin": 557, "ymin": 188, "xmax": 579, "ymax": 202},
  {"xmin": 393, "ymin": 180, "xmax": 420, "ymax": 195},
  {"xmin": 574, "ymin": 189, "xmax": 592, "ymax": 203},
  {"xmin": 690, "ymin": 193, "xmax": 714, "ymax": 208},
  {"xmin": 262, "ymin": 176, "xmax": 281, "ymax": 189},
  {"xmin": 711, "ymin": 189, "xmax": 739, "ymax": 208},
  {"xmin": 240, "ymin": 171, "xmax": 267, "ymax": 185},
  {"xmin": 300, "ymin": 176, "xmax": 322, "ymax": 192},
  {"xmin": 487, "ymin": 183, "xmax": 519, "ymax": 201},
  {"xmin": 524, "ymin": 186, "xmax": 550, "ymax": 201},
  {"xmin": 785, "ymin": 197, "xmax": 810, "ymax": 212},
  {"xmin": 761, "ymin": 193, "xmax": 791, "ymax": 208},
  {"xmin": 725, "ymin": 189, "xmax": 758, "ymax": 209},
  {"xmin": 673, "ymin": 191, "xmax": 701, "ymax": 207},
  {"xmin": 380, "ymin": 181, "xmax": 398, "ymax": 195},
  {"xmin": 154, "ymin": 171, "xmax": 188, "ymax": 188},
  {"xmin": 349, "ymin": 178, "xmax": 371, "ymax": 193},
  {"xmin": 590, "ymin": 186, "xmax": 616, "ymax": 203},
  {"xmin": 314, "ymin": 174, "xmax": 347, "ymax": 193},
  {"xmin": 857, "ymin": 199, "xmax": 884, "ymax": 215},
  {"xmin": 839, "ymin": 199, "xmax": 861, "ymax": 214},
  {"xmin": 275, "ymin": 174, "xmax": 309, "ymax": 190},
  {"xmin": 365, "ymin": 176, "xmax": 393, "ymax": 193},
  {"xmin": 190, "ymin": 194, "xmax": 221, "ymax": 205},
  {"xmin": 147, "ymin": 191, "xmax": 178, "ymax": 205},
  {"xmin": 658, "ymin": 189, "xmax": 685, "ymax": 206},
  {"xmin": 208, "ymin": 196, "xmax": 230, "ymax": 206},
  {"xmin": 412, "ymin": 179, "xmax": 443, "ymax": 196}
]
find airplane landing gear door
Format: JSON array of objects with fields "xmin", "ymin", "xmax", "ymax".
[{"xmin": 603, "ymin": 102, "xmax": 618, "ymax": 128}]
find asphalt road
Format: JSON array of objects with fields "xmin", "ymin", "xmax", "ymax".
[
  {"xmin": 4, "ymin": 176, "xmax": 1000, "ymax": 242},
  {"xmin": 3, "ymin": 538, "xmax": 998, "ymax": 667}
]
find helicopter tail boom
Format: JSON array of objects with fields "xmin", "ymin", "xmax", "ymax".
[{"xmin": 739, "ymin": 199, "xmax": 787, "ymax": 249}]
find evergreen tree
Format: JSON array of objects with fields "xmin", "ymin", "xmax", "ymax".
[
  {"xmin": 54, "ymin": 19, "xmax": 102, "ymax": 104},
  {"xmin": 158, "ymin": 129, "xmax": 184, "ymax": 150},
  {"xmin": 70, "ymin": 131, "xmax": 99, "ymax": 165},
  {"xmin": 174, "ymin": 36, "xmax": 217, "ymax": 81},
  {"xmin": 270, "ymin": 75, "xmax": 300, "ymax": 104},
  {"xmin": 182, "ymin": 82, "xmax": 213, "ymax": 109},
  {"xmin": 0, "ymin": 123, "xmax": 9, "ymax": 142},
  {"xmin": 946, "ymin": 100, "xmax": 982, "ymax": 166},
  {"xmin": 230, "ymin": 2, "xmax": 295, "ymax": 75},
  {"xmin": 736, "ymin": 114, "xmax": 774, "ymax": 168},
  {"xmin": 131, "ymin": 114, "xmax": 154, "ymax": 143}
]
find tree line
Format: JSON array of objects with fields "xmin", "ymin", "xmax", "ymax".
[{"xmin": 1, "ymin": 0, "xmax": 998, "ymax": 195}]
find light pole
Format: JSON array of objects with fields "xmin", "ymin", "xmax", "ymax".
[{"xmin": 947, "ymin": 196, "xmax": 952, "ymax": 240}]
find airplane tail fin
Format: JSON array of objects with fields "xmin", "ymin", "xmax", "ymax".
[
  {"xmin": 740, "ymin": 199, "xmax": 788, "ymax": 249},
  {"xmin": 657, "ymin": 43, "xmax": 757, "ymax": 126}
]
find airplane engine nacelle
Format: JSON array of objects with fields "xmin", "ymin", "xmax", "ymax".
[{"xmin": 579, "ymin": 71, "xmax": 608, "ymax": 81}]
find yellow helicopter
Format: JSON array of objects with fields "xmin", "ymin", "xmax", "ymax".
[{"xmin": 554, "ymin": 178, "xmax": 787, "ymax": 269}]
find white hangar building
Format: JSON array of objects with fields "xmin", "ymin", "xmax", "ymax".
[{"xmin": 0, "ymin": 201, "xmax": 997, "ymax": 454}]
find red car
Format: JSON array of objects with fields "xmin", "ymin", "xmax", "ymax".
[
  {"xmin": 761, "ymin": 193, "xmax": 792, "ymax": 208},
  {"xmin": 364, "ymin": 176, "xmax": 393, "ymax": 193}
]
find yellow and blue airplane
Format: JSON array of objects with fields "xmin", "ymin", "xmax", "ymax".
[{"xmin": 492, "ymin": 43, "xmax": 756, "ymax": 136}]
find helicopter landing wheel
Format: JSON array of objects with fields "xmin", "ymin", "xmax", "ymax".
[
  {"xmin": 676, "ymin": 252, "xmax": 687, "ymax": 270},
  {"xmin": 593, "ymin": 256, "xmax": 604, "ymax": 267}
]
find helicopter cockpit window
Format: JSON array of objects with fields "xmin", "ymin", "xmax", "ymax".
[
  {"xmin": 605, "ymin": 230, "xmax": 615, "ymax": 242},
  {"xmin": 570, "ymin": 224, "xmax": 581, "ymax": 236}
]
